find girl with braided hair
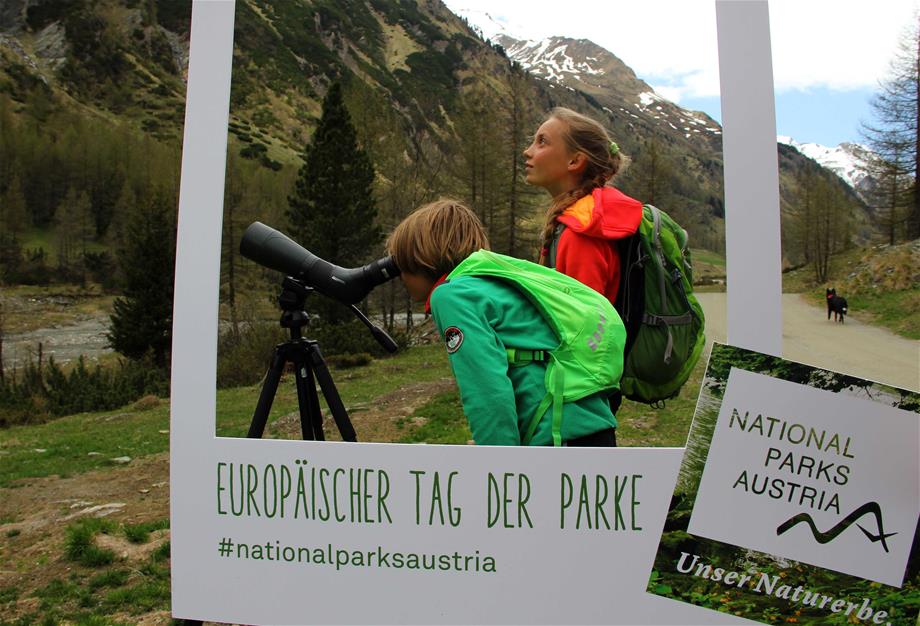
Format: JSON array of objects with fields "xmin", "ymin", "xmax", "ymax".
[{"xmin": 523, "ymin": 107, "xmax": 642, "ymax": 304}]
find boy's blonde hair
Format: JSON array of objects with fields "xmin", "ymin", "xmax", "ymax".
[{"xmin": 386, "ymin": 199, "xmax": 489, "ymax": 279}]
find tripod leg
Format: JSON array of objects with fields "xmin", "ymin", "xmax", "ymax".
[
  {"xmin": 248, "ymin": 348, "xmax": 286, "ymax": 439},
  {"xmin": 292, "ymin": 353, "xmax": 323, "ymax": 441},
  {"xmin": 307, "ymin": 343, "xmax": 357, "ymax": 442}
]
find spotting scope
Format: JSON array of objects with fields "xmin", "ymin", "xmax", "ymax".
[{"xmin": 240, "ymin": 222, "xmax": 400, "ymax": 305}]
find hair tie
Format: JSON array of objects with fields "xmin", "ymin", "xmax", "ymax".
[{"xmin": 609, "ymin": 141, "xmax": 619, "ymax": 156}]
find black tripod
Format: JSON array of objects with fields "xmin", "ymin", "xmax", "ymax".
[
  {"xmin": 247, "ymin": 276, "xmax": 357, "ymax": 442},
  {"xmin": 181, "ymin": 278, "xmax": 397, "ymax": 626}
]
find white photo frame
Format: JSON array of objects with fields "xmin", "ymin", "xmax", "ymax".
[{"xmin": 169, "ymin": 1, "xmax": 778, "ymax": 623}]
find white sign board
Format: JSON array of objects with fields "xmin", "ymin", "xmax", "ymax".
[
  {"xmin": 176, "ymin": 442, "xmax": 759, "ymax": 624},
  {"xmin": 689, "ymin": 368, "xmax": 919, "ymax": 588},
  {"xmin": 647, "ymin": 344, "xmax": 920, "ymax": 625},
  {"xmin": 170, "ymin": 0, "xmax": 779, "ymax": 623}
]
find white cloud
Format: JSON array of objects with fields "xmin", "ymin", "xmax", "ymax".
[
  {"xmin": 650, "ymin": 84, "xmax": 685, "ymax": 103},
  {"xmin": 768, "ymin": 0, "xmax": 918, "ymax": 92},
  {"xmin": 446, "ymin": 0, "xmax": 918, "ymax": 103}
]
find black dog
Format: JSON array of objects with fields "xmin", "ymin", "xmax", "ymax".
[{"xmin": 826, "ymin": 288, "xmax": 848, "ymax": 323}]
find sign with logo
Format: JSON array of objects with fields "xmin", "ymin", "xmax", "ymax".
[
  {"xmin": 647, "ymin": 343, "xmax": 920, "ymax": 625},
  {"xmin": 444, "ymin": 326, "xmax": 464, "ymax": 354}
]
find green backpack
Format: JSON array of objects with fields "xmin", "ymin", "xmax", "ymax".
[
  {"xmin": 448, "ymin": 250, "xmax": 626, "ymax": 446},
  {"xmin": 550, "ymin": 204, "xmax": 705, "ymax": 405}
]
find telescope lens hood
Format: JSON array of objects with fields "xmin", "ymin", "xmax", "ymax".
[{"xmin": 240, "ymin": 222, "xmax": 399, "ymax": 305}]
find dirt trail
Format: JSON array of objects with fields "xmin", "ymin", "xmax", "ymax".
[{"xmin": 697, "ymin": 292, "xmax": 919, "ymax": 391}]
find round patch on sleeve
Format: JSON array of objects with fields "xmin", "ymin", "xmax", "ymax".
[{"xmin": 444, "ymin": 326, "xmax": 464, "ymax": 354}]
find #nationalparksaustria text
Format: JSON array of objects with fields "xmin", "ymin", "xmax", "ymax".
[{"xmin": 216, "ymin": 536, "xmax": 498, "ymax": 573}]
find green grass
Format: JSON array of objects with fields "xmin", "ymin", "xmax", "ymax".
[
  {"xmin": 1, "ymin": 514, "xmax": 173, "ymax": 625},
  {"xmin": 391, "ymin": 363, "xmax": 705, "ymax": 448},
  {"xmin": 616, "ymin": 353, "xmax": 706, "ymax": 447},
  {"xmin": 0, "ymin": 401, "xmax": 172, "ymax": 487},
  {"xmin": 0, "ymin": 586, "xmax": 18, "ymax": 603},
  {"xmin": 781, "ymin": 245, "xmax": 867, "ymax": 293},
  {"xmin": 123, "ymin": 519, "xmax": 169, "ymax": 544},
  {"xmin": 96, "ymin": 561, "xmax": 170, "ymax": 614},
  {"xmin": 64, "ymin": 519, "xmax": 118, "ymax": 567},
  {"xmin": 792, "ymin": 283, "xmax": 920, "ymax": 340},
  {"xmin": 844, "ymin": 288, "xmax": 920, "ymax": 339},
  {"xmin": 19, "ymin": 227, "xmax": 56, "ymax": 257},
  {"xmin": 87, "ymin": 569, "xmax": 130, "ymax": 592},
  {"xmin": 0, "ymin": 282, "xmax": 115, "ymax": 334},
  {"xmin": 215, "ymin": 342, "xmax": 454, "ymax": 437},
  {"xmin": 0, "ymin": 344, "xmax": 453, "ymax": 486},
  {"xmin": 689, "ymin": 248, "xmax": 726, "ymax": 291},
  {"xmin": 398, "ymin": 390, "xmax": 471, "ymax": 444},
  {"xmin": 690, "ymin": 248, "xmax": 725, "ymax": 268},
  {"xmin": 7, "ymin": 528, "xmax": 172, "ymax": 626}
]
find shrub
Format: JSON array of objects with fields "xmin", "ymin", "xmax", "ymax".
[
  {"xmin": 132, "ymin": 394, "xmax": 161, "ymax": 411},
  {"xmin": 216, "ymin": 321, "xmax": 288, "ymax": 389},
  {"xmin": 0, "ymin": 356, "xmax": 169, "ymax": 427},
  {"xmin": 307, "ymin": 317, "xmax": 406, "ymax": 358},
  {"xmin": 325, "ymin": 352, "xmax": 373, "ymax": 368}
]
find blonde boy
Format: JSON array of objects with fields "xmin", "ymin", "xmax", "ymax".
[{"xmin": 387, "ymin": 199, "xmax": 617, "ymax": 446}]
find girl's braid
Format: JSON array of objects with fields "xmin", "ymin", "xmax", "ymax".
[{"xmin": 539, "ymin": 172, "xmax": 609, "ymax": 265}]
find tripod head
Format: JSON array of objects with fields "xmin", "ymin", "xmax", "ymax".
[
  {"xmin": 278, "ymin": 276, "xmax": 310, "ymax": 311},
  {"xmin": 273, "ymin": 276, "xmax": 399, "ymax": 353},
  {"xmin": 276, "ymin": 277, "xmax": 312, "ymax": 334}
]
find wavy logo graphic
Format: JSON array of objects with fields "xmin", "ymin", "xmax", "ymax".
[{"xmin": 776, "ymin": 502, "xmax": 897, "ymax": 553}]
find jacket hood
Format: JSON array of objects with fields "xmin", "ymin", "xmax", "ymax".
[{"xmin": 557, "ymin": 187, "xmax": 642, "ymax": 240}]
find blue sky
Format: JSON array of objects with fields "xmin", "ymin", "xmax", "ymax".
[
  {"xmin": 446, "ymin": 0, "xmax": 917, "ymax": 148},
  {"xmin": 680, "ymin": 87, "xmax": 875, "ymax": 147}
]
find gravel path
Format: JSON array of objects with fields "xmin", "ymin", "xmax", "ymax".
[{"xmin": 696, "ymin": 292, "xmax": 919, "ymax": 391}]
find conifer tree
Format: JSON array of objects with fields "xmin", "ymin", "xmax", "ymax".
[
  {"xmin": 286, "ymin": 82, "xmax": 380, "ymax": 322},
  {"xmin": 107, "ymin": 189, "xmax": 175, "ymax": 367},
  {"xmin": 1, "ymin": 174, "xmax": 29, "ymax": 239},
  {"xmin": 792, "ymin": 168, "xmax": 852, "ymax": 283},
  {"xmin": 861, "ymin": 19, "xmax": 920, "ymax": 240},
  {"xmin": 54, "ymin": 187, "xmax": 93, "ymax": 281}
]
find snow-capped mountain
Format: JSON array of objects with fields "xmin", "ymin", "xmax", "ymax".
[
  {"xmin": 493, "ymin": 34, "xmax": 723, "ymax": 153},
  {"xmin": 778, "ymin": 136, "xmax": 873, "ymax": 195}
]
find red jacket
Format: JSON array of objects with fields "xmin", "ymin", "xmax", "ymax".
[{"xmin": 554, "ymin": 187, "xmax": 642, "ymax": 303}]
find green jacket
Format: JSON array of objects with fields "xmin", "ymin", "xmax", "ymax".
[{"xmin": 430, "ymin": 275, "xmax": 616, "ymax": 446}]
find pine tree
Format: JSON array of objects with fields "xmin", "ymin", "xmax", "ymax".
[
  {"xmin": 1, "ymin": 174, "xmax": 29, "ymax": 239},
  {"xmin": 860, "ymin": 18, "xmax": 920, "ymax": 240},
  {"xmin": 107, "ymin": 189, "xmax": 175, "ymax": 367},
  {"xmin": 455, "ymin": 92, "xmax": 503, "ymax": 239},
  {"xmin": 792, "ymin": 168, "xmax": 852, "ymax": 283},
  {"xmin": 631, "ymin": 138, "xmax": 677, "ymax": 207},
  {"xmin": 286, "ymin": 82, "xmax": 380, "ymax": 322},
  {"xmin": 54, "ymin": 187, "xmax": 93, "ymax": 281}
]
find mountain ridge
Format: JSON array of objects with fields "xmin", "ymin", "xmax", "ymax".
[{"xmin": 0, "ymin": 0, "xmax": 876, "ymax": 264}]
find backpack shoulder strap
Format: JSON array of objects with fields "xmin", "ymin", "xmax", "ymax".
[{"xmin": 547, "ymin": 223, "xmax": 566, "ymax": 269}]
